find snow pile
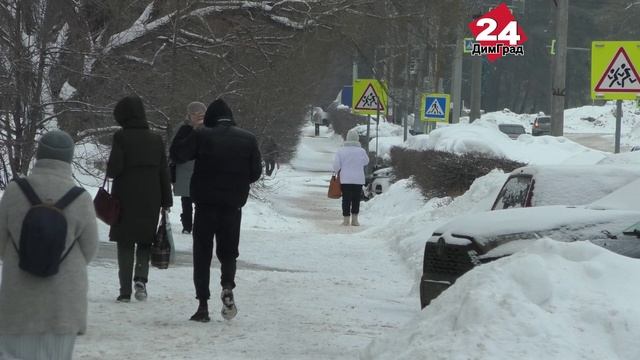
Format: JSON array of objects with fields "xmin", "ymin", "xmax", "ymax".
[
  {"xmin": 400, "ymin": 119, "xmax": 597, "ymax": 165},
  {"xmin": 472, "ymin": 102, "xmax": 640, "ymax": 138},
  {"xmin": 363, "ymin": 239, "xmax": 640, "ymax": 360},
  {"xmin": 362, "ymin": 169, "xmax": 508, "ymax": 273},
  {"xmin": 353, "ymin": 120, "xmax": 403, "ymax": 138}
]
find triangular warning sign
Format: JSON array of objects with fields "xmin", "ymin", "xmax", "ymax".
[
  {"xmin": 425, "ymin": 99, "xmax": 444, "ymax": 116},
  {"xmin": 355, "ymin": 84, "xmax": 385, "ymax": 111},
  {"xmin": 595, "ymin": 47, "xmax": 640, "ymax": 92}
]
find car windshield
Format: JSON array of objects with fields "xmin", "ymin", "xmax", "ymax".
[
  {"xmin": 499, "ymin": 124, "xmax": 525, "ymax": 134},
  {"xmin": 493, "ymin": 175, "xmax": 532, "ymax": 210},
  {"xmin": 536, "ymin": 117, "xmax": 551, "ymax": 124}
]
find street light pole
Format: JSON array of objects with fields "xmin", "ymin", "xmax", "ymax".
[{"xmin": 550, "ymin": 0, "xmax": 569, "ymax": 136}]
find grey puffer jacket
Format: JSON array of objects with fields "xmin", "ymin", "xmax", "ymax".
[{"xmin": 0, "ymin": 159, "xmax": 99, "ymax": 335}]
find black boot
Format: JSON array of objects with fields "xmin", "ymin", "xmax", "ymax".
[{"xmin": 190, "ymin": 301, "xmax": 210, "ymax": 322}]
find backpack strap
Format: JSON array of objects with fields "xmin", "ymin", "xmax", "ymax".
[
  {"xmin": 14, "ymin": 178, "xmax": 42, "ymax": 206},
  {"xmin": 54, "ymin": 187, "xmax": 85, "ymax": 210},
  {"xmin": 59, "ymin": 239, "xmax": 78, "ymax": 264}
]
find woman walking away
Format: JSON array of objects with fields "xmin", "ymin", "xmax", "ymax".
[
  {"xmin": 333, "ymin": 129, "xmax": 369, "ymax": 226},
  {"xmin": 107, "ymin": 96, "xmax": 172, "ymax": 303},
  {"xmin": 170, "ymin": 101, "xmax": 206, "ymax": 234},
  {"xmin": 0, "ymin": 130, "xmax": 99, "ymax": 360}
]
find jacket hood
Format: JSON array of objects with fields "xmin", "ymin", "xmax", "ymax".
[
  {"xmin": 114, "ymin": 96, "xmax": 149, "ymax": 129},
  {"xmin": 346, "ymin": 129, "xmax": 360, "ymax": 142},
  {"xmin": 204, "ymin": 98, "xmax": 236, "ymax": 127}
]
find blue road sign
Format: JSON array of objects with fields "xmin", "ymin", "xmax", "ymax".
[
  {"xmin": 421, "ymin": 93, "xmax": 450, "ymax": 122},
  {"xmin": 341, "ymin": 86, "xmax": 353, "ymax": 107}
]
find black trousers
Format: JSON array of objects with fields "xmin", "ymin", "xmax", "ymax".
[
  {"xmin": 181, "ymin": 196, "xmax": 193, "ymax": 231},
  {"xmin": 117, "ymin": 241, "xmax": 151, "ymax": 296},
  {"xmin": 193, "ymin": 204, "xmax": 242, "ymax": 300},
  {"xmin": 341, "ymin": 184, "xmax": 362, "ymax": 217},
  {"xmin": 265, "ymin": 159, "xmax": 276, "ymax": 176}
]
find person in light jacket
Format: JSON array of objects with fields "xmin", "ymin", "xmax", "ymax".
[
  {"xmin": 333, "ymin": 129, "xmax": 369, "ymax": 226},
  {"xmin": 0, "ymin": 130, "xmax": 99, "ymax": 360},
  {"xmin": 170, "ymin": 101, "xmax": 206, "ymax": 234}
]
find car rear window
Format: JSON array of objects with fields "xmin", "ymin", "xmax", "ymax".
[
  {"xmin": 536, "ymin": 117, "xmax": 551, "ymax": 124},
  {"xmin": 499, "ymin": 124, "xmax": 526, "ymax": 134}
]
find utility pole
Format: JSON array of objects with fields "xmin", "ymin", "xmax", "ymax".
[
  {"xmin": 470, "ymin": 55, "xmax": 482, "ymax": 122},
  {"xmin": 403, "ymin": 44, "xmax": 410, "ymax": 140},
  {"xmin": 451, "ymin": 37, "xmax": 463, "ymax": 123},
  {"xmin": 469, "ymin": 10, "xmax": 483, "ymax": 123},
  {"xmin": 550, "ymin": 0, "xmax": 569, "ymax": 136}
]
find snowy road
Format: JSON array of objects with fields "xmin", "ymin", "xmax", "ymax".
[
  {"xmin": 74, "ymin": 128, "xmax": 417, "ymax": 359},
  {"xmin": 564, "ymin": 133, "xmax": 631, "ymax": 153}
]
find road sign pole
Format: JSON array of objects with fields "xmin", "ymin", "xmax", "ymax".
[
  {"xmin": 615, "ymin": 100, "xmax": 622, "ymax": 153},
  {"xmin": 376, "ymin": 103, "xmax": 380, "ymax": 168},
  {"xmin": 366, "ymin": 114, "xmax": 371, "ymax": 155}
]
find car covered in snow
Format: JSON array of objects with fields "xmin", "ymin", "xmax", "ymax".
[
  {"xmin": 419, "ymin": 166, "xmax": 640, "ymax": 309},
  {"xmin": 491, "ymin": 165, "xmax": 640, "ymax": 210},
  {"xmin": 419, "ymin": 205, "xmax": 640, "ymax": 309},
  {"xmin": 364, "ymin": 167, "xmax": 392, "ymax": 200}
]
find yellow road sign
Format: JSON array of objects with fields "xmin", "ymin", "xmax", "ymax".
[
  {"xmin": 591, "ymin": 41, "xmax": 640, "ymax": 100},
  {"xmin": 352, "ymin": 79, "xmax": 388, "ymax": 115}
]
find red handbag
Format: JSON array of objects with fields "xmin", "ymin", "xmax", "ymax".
[
  {"xmin": 328, "ymin": 173, "xmax": 342, "ymax": 199},
  {"xmin": 93, "ymin": 177, "xmax": 120, "ymax": 225}
]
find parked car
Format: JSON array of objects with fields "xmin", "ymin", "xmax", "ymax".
[
  {"xmin": 631, "ymin": 145, "xmax": 640, "ymax": 152},
  {"xmin": 491, "ymin": 165, "xmax": 640, "ymax": 210},
  {"xmin": 498, "ymin": 124, "xmax": 526, "ymax": 139},
  {"xmin": 419, "ymin": 165, "xmax": 640, "ymax": 309},
  {"xmin": 363, "ymin": 167, "xmax": 392, "ymax": 200},
  {"xmin": 419, "ymin": 205, "xmax": 640, "ymax": 308},
  {"xmin": 532, "ymin": 115, "xmax": 551, "ymax": 136}
]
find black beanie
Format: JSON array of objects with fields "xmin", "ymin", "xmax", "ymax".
[{"xmin": 204, "ymin": 99, "xmax": 234, "ymax": 127}]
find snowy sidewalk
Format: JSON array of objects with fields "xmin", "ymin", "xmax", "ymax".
[{"xmin": 74, "ymin": 127, "xmax": 417, "ymax": 359}]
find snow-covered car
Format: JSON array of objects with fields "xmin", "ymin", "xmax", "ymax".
[
  {"xmin": 498, "ymin": 124, "xmax": 526, "ymax": 139},
  {"xmin": 363, "ymin": 167, "xmax": 392, "ymax": 200},
  {"xmin": 419, "ymin": 165, "xmax": 640, "ymax": 309},
  {"xmin": 491, "ymin": 165, "xmax": 640, "ymax": 210},
  {"xmin": 419, "ymin": 205, "xmax": 640, "ymax": 309}
]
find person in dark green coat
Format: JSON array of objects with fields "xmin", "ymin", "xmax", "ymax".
[{"xmin": 106, "ymin": 96, "xmax": 173, "ymax": 303}]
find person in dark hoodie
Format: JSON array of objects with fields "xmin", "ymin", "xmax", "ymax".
[
  {"xmin": 107, "ymin": 96, "xmax": 173, "ymax": 303},
  {"xmin": 171, "ymin": 98, "xmax": 262, "ymax": 322}
]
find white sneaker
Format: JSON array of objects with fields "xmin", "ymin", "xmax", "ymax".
[
  {"xmin": 342, "ymin": 216, "xmax": 350, "ymax": 226},
  {"xmin": 351, "ymin": 214, "xmax": 360, "ymax": 226},
  {"xmin": 221, "ymin": 289, "xmax": 237, "ymax": 320},
  {"xmin": 134, "ymin": 281, "xmax": 147, "ymax": 301}
]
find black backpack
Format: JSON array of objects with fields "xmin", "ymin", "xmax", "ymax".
[{"xmin": 11, "ymin": 178, "xmax": 85, "ymax": 277}]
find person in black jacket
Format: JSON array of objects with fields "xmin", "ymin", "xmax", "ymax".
[
  {"xmin": 107, "ymin": 96, "xmax": 173, "ymax": 303},
  {"xmin": 170, "ymin": 98, "xmax": 261, "ymax": 322}
]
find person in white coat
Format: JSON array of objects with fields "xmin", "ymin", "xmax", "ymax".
[{"xmin": 333, "ymin": 129, "xmax": 369, "ymax": 226}]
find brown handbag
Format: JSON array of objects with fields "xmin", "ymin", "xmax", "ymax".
[
  {"xmin": 93, "ymin": 177, "xmax": 120, "ymax": 225},
  {"xmin": 328, "ymin": 173, "xmax": 342, "ymax": 199}
]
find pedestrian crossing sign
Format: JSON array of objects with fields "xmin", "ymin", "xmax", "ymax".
[
  {"xmin": 421, "ymin": 93, "xmax": 450, "ymax": 122},
  {"xmin": 352, "ymin": 79, "xmax": 388, "ymax": 115},
  {"xmin": 592, "ymin": 41, "xmax": 640, "ymax": 100}
]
